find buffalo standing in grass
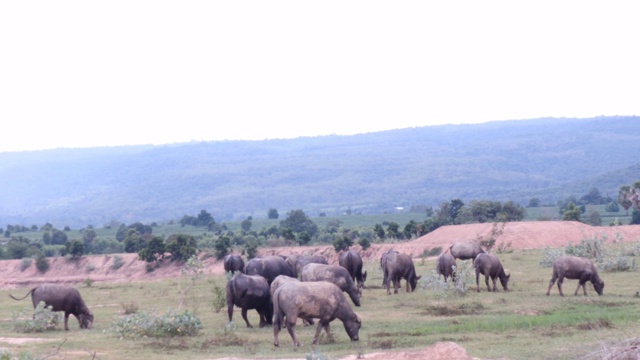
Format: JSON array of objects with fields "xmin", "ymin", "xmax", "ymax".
[
  {"xmin": 273, "ymin": 281, "xmax": 361, "ymax": 347},
  {"xmin": 286, "ymin": 254, "xmax": 329, "ymax": 277},
  {"xmin": 546, "ymin": 255, "xmax": 605, "ymax": 296},
  {"xmin": 382, "ymin": 252, "xmax": 421, "ymax": 295},
  {"xmin": 10, "ymin": 284, "xmax": 93, "ymax": 331},
  {"xmin": 244, "ymin": 256, "xmax": 296, "ymax": 285},
  {"xmin": 450, "ymin": 242, "xmax": 485, "ymax": 260},
  {"xmin": 270, "ymin": 275, "xmax": 314, "ymax": 326},
  {"xmin": 300, "ymin": 263, "xmax": 361, "ymax": 306},
  {"xmin": 339, "ymin": 250, "xmax": 367, "ymax": 289},
  {"xmin": 380, "ymin": 249, "xmax": 399, "ymax": 286},
  {"xmin": 474, "ymin": 253, "xmax": 510, "ymax": 292},
  {"xmin": 223, "ymin": 254, "xmax": 245, "ymax": 274},
  {"xmin": 436, "ymin": 252, "xmax": 457, "ymax": 283},
  {"xmin": 226, "ymin": 273, "xmax": 272, "ymax": 328}
]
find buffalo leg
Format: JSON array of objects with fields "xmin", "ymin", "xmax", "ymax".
[
  {"xmin": 491, "ymin": 277, "xmax": 497, "ymax": 292},
  {"xmin": 285, "ymin": 318, "xmax": 300, "ymax": 347},
  {"xmin": 575, "ymin": 280, "xmax": 588, "ymax": 296},
  {"xmin": 241, "ymin": 308, "xmax": 252, "ymax": 328},
  {"xmin": 546, "ymin": 273, "xmax": 558, "ymax": 296},
  {"xmin": 557, "ymin": 277, "xmax": 565, "ymax": 297},
  {"xmin": 64, "ymin": 312, "xmax": 70, "ymax": 331},
  {"xmin": 312, "ymin": 321, "xmax": 328, "ymax": 345},
  {"xmin": 393, "ymin": 278, "xmax": 400, "ymax": 294}
]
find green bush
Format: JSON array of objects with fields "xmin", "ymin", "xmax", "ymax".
[
  {"xmin": 35, "ymin": 254, "xmax": 50, "ymax": 273},
  {"xmin": 12, "ymin": 301, "xmax": 62, "ymax": 333},
  {"xmin": 112, "ymin": 310, "xmax": 202, "ymax": 339},
  {"xmin": 112, "ymin": 255, "xmax": 125, "ymax": 270},
  {"xmin": 20, "ymin": 257, "xmax": 32, "ymax": 271},
  {"xmin": 211, "ymin": 282, "xmax": 227, "ymax": 313}
]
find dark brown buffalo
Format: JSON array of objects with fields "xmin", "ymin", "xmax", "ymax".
[
  {"xmin": 382, "ymin": 252, "xmax": 421, "ymax": 295},
  {"xmin": 286, "ymin": 254, "xmax": 329, "ymax": 277},
  {"xmin": 244, "ymin": 256, "xmax": 296, "ymax": 285},
  {"xmin": 450, "ymin": 242, "xmax": 485, "ymax": 260},
  {"xmin": 273, "ymin": 281, "xmax": 361, "ymax": 347},
  {"xmin": 226, "ymin": 273, "xmax": 272, "ymax": 328},
  {"xmin": 380, "ymin": 248, "xmax": 399, "ymax": 286},
  {"xmin": 10, "ymin": 284, "xmax": 94, "ymax": 331},
  {"xmin": 436, "ymin": 252, "xmax": 457, "ymax": 283},
  {"xmin": 546, "ymin": 256, "xmax": 605, "ymax": 296},
  {"xmin": 223, "ymin": 254, "xmax": 245, "ymax": 274},
  {"xmin": 474, "ymin": 253, "xmax": 510, "ymax": 292},
  {"xmin": 300, "ymin": 263, "xmax": 361, "ymax": 306},
  {"xmin": 339, "ymin": 250, "xmax": 367, "ymax": 289}
]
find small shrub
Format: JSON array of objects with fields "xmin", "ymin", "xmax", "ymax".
[
  {"xmin": 211, "ymin": 282, "xmax": 227, "ymax": 313},
  {"xmin": 84, "ymin": 277, "xmax": 93, "ymax": 287},
  {"xmin": 121, "ymin": 302, "xmax": 139, "ymax": 315},
  {"xmin": 112, "ymin": 310, "xmax": 202, "ymax": 339},
  {"xmin": 112, "ymin": 255, "xmax": 125, "ymax": 270},
  {"xmin": 20, "ymin": 257, "xmax": 32, "ymax": 272},
  {"xmin": 12, "ymin": 301, "xmax": 62, "ymax": 333},
  {"xmin": 86, "ymin": 263, "xmax": 96, "ymax": 272},
  {"xmin": 539, "ymin": 247, "xmax": 566, "ymax": 268},
  {"xmin": 35, "ymin": 254, "xmax": 50, "ymax": 273}
]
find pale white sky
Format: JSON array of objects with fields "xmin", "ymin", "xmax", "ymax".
[{"xmin": 1, "ymin": 1, "xmax": 638, "ymax": 153}]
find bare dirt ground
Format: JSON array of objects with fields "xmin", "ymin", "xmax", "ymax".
[{"xmin": 3, "ymin": 221, "xmax": 640, "ymax": 359}]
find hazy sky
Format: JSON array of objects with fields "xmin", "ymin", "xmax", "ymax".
[{"xmin": 1, "ymin": 1, "xmax": 638, "ymax": 152}]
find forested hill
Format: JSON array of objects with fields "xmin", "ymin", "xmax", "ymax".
[{"xmin": 1, "ymin": 117, "xmax": 640, "ymax": 228}]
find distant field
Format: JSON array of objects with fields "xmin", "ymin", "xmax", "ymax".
[{"xmin": 1, "ymin": 247, "xmax": 639, "ymax": 359}]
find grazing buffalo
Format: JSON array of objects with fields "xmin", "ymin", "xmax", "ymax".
[
  {"xmin": 546, "ymin": 256, "xmax": 605, "ymax": 296},
  {"xmin": 226, "ymin": 273, "xmax": 273, "ymax": 328},
  {"xmin": 339, "ymin": 250, "xmax": 367, "ymax": 289},
  {"xmin": 270, "ymin": 275, "xmax": 314, "ymax": 326},
  {"xmin": 223, "ymin": 254, "xmax": 245, "ymax": 274},
  {"xmin": 380, "ymin": 249, "xmax": 399, "ymax": 286},
  {"xmin": 286, "ymin": 254, "xmax": 329, "ymax": 277},
  {"xmin": 244, "ymin": 256, "xmax": 296, "ymax": 285},
  {"xmin": 436, "ymin": 253, "xmax": 457, "ymax": 283},
  {"xmin": 450, "ymin": 242, "xmax": 485, "ymax": 260},
  {"xmin": 382, "ymin": 252, "xmax": 421, "ymax": 295},
  {"xmin": 273, "ymin": 281, "xmax": 361, "ymax": 347},
  {"xmin": 474, "ymin": 253, "xmax": 510, "ymax": 292},
  {"xmin": 300, "ymin": 263, "xmax": 361, "ymax": 306},
  {"xmin": 10, "ymin": 284, "xmax": 93, "ymax": 331}
]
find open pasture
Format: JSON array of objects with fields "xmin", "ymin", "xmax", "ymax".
[{"xmin": 1, "ymin": 248, "xmax": 639, "ymax": 359}]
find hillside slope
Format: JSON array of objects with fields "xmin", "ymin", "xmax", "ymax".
[{"xmin": 3, "ymin": 222, "xmax": 639, "ymax": 289}]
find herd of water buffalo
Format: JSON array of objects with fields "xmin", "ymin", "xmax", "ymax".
[{"xmin": 7, "ymin": 242, "xmax": 605, "ymax": 348}]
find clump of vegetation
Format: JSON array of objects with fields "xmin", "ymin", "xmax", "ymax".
[
  {"xmin": 211, "ymin": 282, "xmax": 227, "ymax": 313},
  {"xmin": 420, "ymin": 260, "xmax": 474, "ymax": 297},
  {"xmin": 35, "ymin": 254, "xmax": 50, "ymax": 273},
  {"xmin": 121, "ymin": 302, "xmax": 139, "ymax": 315},
  {"xmin": 112, "ymin": 310, "xmax": 202, "ymax": 339},
  {"xmin": 12, "ymin": 301, "xmax": 62, "ymax": 333},
  {"xmin": 84, "ymin": 277, "xmax": 93, "ymax": 287},
  {"xmin": 112, "ymin": 255, "xmax": 125, "ymax": 270},
  {"xmin": 20, "ymin": 257, "xmax": 32, "ymax": 271}
]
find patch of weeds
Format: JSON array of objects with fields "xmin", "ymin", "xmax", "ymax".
[
  {"xmin": 200, "ymin": 335, "xmax": 248, "ymax": 348},
  {"xmin": 12, "ymin": 301, "xmax": 62, "ymax": 333},
  {"xmin": 121, "ymin": 302, "xmax": 139, "ymax": 315},
  {"xmin": 84, "ymin": 277, "xmax": 93, "ymax": 287},
  {"xmin": 20, "ymin": 257, "xmax": 32, "ymax": 271},
  {"xmin": 85, "ymin": 263, "xmax": 96, "ymax": 272},
  {"xmin": 111, "ymin": 310, "xmax": 202, "ymax": 339},
  {"xmin": 370, "ymin": 339, "xmax": 395, "ymax": 350},
  {"xmin": 112, "ymin": 255, "xmax": 125, "ymax": 270},
  {"xmin": 576, "ymin": 318, "xmax": 613, "ymax": 331},
  {"xmin": 211, "ymin": 282, "xmax": 226, "ymax": 313},
  {"xmin": 422, "ymin": 302, "xmax": 485, "ymax": 316},
  {"xmin": 144, "ymin": 339, "xmax": 189, "ymax": 351}
]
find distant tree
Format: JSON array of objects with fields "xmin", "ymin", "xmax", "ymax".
[
  {"xmin": 65, "ymin": 239, "xmax": 85, "ymax": 258},
  {"xmin": 580, "ymin": 187, "xmax": 607, "ymax": 205},
  {"xmin": 213, "ymin": 236, "xmax": 231, "ymax": 260},
  {"xmin": 332, "ymin": 236, "xmax": 353, "ymax": 252},
  {"xmin": 605, "ymin": 201, "xmax": 620, "ymax": 212},
  {"xmin": 5, "ymin": 236, "xmax": 33, "ymax": 259},
  {"xmin": 297, "ymin": 231, "xmax": 311, "ymax": 245},
  {"xmin": 386, "ymin": 222, "xmax": 400, "ymax": 239},
  {"xmin": 561, "ymin": 202, "xmax": 582, "ymax": 222},
  {"xmin": 402, "ymin": 220, "xmax": 419, "ymax": 239},
  {"xmin": 124, "ymin": 229, "xmax": 145, "ymax": 253},
  {"xmin": 436, "ymin": 202, "xmax": 452, "ymax": 225},
  {"xmin": 449, "ymin": 199, "xmax": 465, "ymax": 225},
  {"xmin": 500, "ymin": 201, "xmax": 526, "ymax": 221},
  {"xmin": 280, "ymin": 210, "xmax": 318, "ymax": 237},
  {"xmin": 196, "ymin": 210, "xmax": 214, "ymax": 226},
  {"xmin": 587, "ymin": 210, "xmax": 602, "ymax": 226},
  {"xmin": 63, "ymin": 226, "xmax": 71, "ymax": 231},
  {"xmin": 358, "ymin": 237, "xmax": 371, "ymax": 250},
  {"xmin": 83, "ymin": 229, "xmax": 97, "ymax": 253},
  {"xmin": 116, "ymin": 223, "xmax": 128, "ymax": 242},
  {"xmin": 241, "ymin": 217, "xmax": 252, "ymax": 232},
  {"xmin": 35, "ymin": 253, "xmax": 50, "ymax": 273},
  {"xmin": 527, "ymin": 198, "xmax": 541, "ymax": 208},
  {"xmin": 268, "ymin": 208, "xmax": 279, "ymax": 219},
  {"xmin": 244, "ymin": 238, "xmax": 260, "ymax": 260},
  {"xmin": 138, "ymin": 236, "xmax": 166, "ymax": 263},
  {"xmin": 373, "ymin": 224, "xmax": 385, "ymax": 239},
  {"xmin": 165, "ymin": 234, "xmax": 197, "ymax": 262},
  {"xmin": 425, "ymin": 206, "xmax": 434, "ymax": 218},
  {"xmin": 281, "ymin": 227, "xmax": 296, "ymax": 242}
]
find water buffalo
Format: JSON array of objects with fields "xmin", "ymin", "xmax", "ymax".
[
  {"xmin": 244, "ymin": 256, "xmax": 296, "ymax": 285},
  {"xmin": 226, "ymin": 273, "xmax": 272, "ymax": 328},
  {"xmin": 10, "ymin": 284, "xmax": 94, "ymax": 331},
  {"xmin": 382, "ymin": 252, "xmax": 421, "ymax": 295},
  {"xmin": 223, "ymin": 254, "xmax": 245, "ymax": 274},
  {"xmin": 436, "ymin": 252, "xmax": 457, "ymax": 283},
  {"xmin": 286, "ymin": 254, "xmax": 329, "ymax": 277},
  {"xmin": 300, "ymin": 263, "xmax": 361, "ymax": 306},
  {"xmin": 474, "ymin": 253, "xmax": 510, "ymax": 292},
  {"xmin": 450, "ymin": 242, "xmax": 485, "ymax": 260},
  {"xmin": 380, "ymin": 249, "xmax": 399, "ymax": 286},
  {"xmin": 546, "ymin": 256, "xmax": 605, "ymax": 296},
  {"xmin": 270, "ymin": 275, "xmax": 314, "ymax": 326},
  {"xmin": 339, "ymin": 250, "xmax": 367, "ymax": 289},
  {"xmin": 273, "ymin": 281, "xmax": 361, "ymax": 347}
]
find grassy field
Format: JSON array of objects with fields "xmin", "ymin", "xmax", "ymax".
[{"xmin": 1, "ymin": 247, "xmax": 640, "ymax": 359}]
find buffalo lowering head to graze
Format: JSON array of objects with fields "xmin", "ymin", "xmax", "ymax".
[
  {"xmin": 223, "ymin": 254, "xmax": 245, "ymax": 274},
  {"xmin": 300, "ymin": 263, "xmax": 361, "ymax": 306},
  {"xmin": 546, "ymin": 255, "xmax": 605, "ymax": 296},
  {"xmin": 474, "ymin": 253, "xmax": 510, "ymax": 292},
  {"xmin": 382, "ymin": 252, "xmax": 421, "ymax": 295},
  {"xmin": 244, "ymin": 256, "xmax": 296, "ymax": 285},
  {"xmin": 226, "ymin": 273, "xmax": 273, "ymax": 328},
  {"xmin": 273, "ymin": 281, "xmax": 361, "ymax": 347},
  {"xmin": 339, "ymin": 250, "xmax": 367, "ymax": 289},
  {"xmin": 450, "ymin": 242, "xmax": 485, "ymax": 261},
  {"xmin": 436, "ymin": 252, "xmax": 457, "ymax": 283},
  {"xmin": 10, "ymin": 284, "xmax": 93, "ymax": 331},
  {"xmin": 286, "ymin": 254, "xmax": 328, "ymax": 277}
]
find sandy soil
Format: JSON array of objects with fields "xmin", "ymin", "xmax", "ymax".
[{"xmin": 3, "ymin": 221, "xmax": 639, "ymax": 359}]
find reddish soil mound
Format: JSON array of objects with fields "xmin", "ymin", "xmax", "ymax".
[{"xmin": 2, "ymin": 221, "xmax": 639, "ymax": 289}]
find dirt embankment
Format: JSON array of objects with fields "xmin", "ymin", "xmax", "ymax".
[{"xmin": 2, "ymin": 221, "xmax": 640, "ymax": 289}]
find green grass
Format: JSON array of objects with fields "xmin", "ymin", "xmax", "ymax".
[{"xmin": 1, "ymin": 248, "xmax": 640, "ymax": 359}]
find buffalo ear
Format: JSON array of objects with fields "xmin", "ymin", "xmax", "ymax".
[
  {"xmin": 353, "ymin": 313, "xmax": 361, "ymax": 324},
  {"xmin": 416, "ymin": 275, "xmax": 422, "ymax": 280}
]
